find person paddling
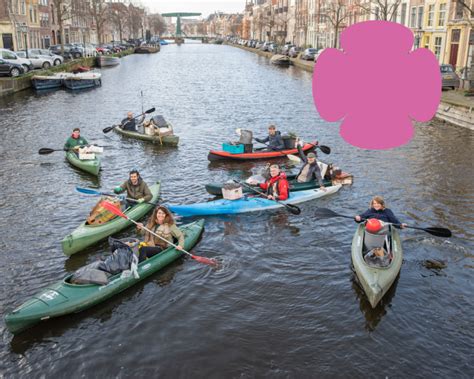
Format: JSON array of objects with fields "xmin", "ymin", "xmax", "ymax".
[
  {"xmin": 63, "ymin": 128, "xmax": 88, "ymax": 151},
  {"xmin": 120, "ymin": 111, "xmax": 144, "ymax": 132},
  {"xmin": 255, "ymin": 124, "xmax": 285, "ymax": 151},
  {"xmin": 113, "ymin": 170, "xmax": 152, "ymax": 207},
  {"xmin": 355, "ymin": 196, "xmax": 407, "ymax": 228},
  {"xmin": 295, "ymin": 140, "xmax": 326, "ymax": 191},
  {"xmin": 259, "ymin": 164, "xmax": 289, "ymax": 201}
]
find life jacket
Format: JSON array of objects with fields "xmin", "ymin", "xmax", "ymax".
[{"xmin": 263, "ymin": 172, "xmax": 289, "ymax": 200}]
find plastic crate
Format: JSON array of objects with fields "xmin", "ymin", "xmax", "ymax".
[
  {"xmin": 222, "ymin": 143, "xmax": 244, "ymax": 154},
  {"xmin": 222, "ymin": 185, "xmax": 243, "ymax": 200}
]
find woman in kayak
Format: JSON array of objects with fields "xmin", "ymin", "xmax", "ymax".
[
  {"xmin": 136, "ymin": 206, "xmax": 184, "ymax": 262},
  {"xmin": 259, "ymin": 164, "xmax": 289, "ymax": 201},
  {"xmin": 355, "ymin": 196, "xmax": 406, "ymax": 228}
]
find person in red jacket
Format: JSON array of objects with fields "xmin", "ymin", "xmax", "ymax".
[{"xmin": 259, "ymin": 164, "xmax": 289, "ymax": 201}]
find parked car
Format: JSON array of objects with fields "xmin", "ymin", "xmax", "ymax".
[
  {"xmin": 49, "ymin": 44, "xmax": 83, "ymax": 59},
  {"xmin": 288, "ymin": 46, "xmax": 302, "ymax": 58},
  {"xmin": 268, "ymin": 43, "xmax": 279, "ymax": 53},
  {"xmin": 255, "ymin": 41, "xmax": 264, "ymax": 49},
  {"xmin": 0, "ymin": 48, "xmax": 33, "ymax": 73},
  {"xmin": 440, "ymin": 64, "xmax": 460, "ymax": 90},
  {"xmin": 0, "ymin": 58, "xmax": 25, "ymax": 77},
  {"xmin": 261, "ymin": 41, "xmax": 275, "ymax": 52},
  {"xmin": 76, "ymin": 43, "xmax": 97, "ymax": 57},
  {"xmin": 282, "ymin": 44, "xmax": 295, "ymax": 56},
  {"xmin": 96, "ymin": 45, "xmax": 111, "ymax": 55},
  {"xmin": 16, "ymin": 50, "xmax": 54, "ymax": 69},
  {"xmin": 30, "ymin": 48, "xmax": 64, "ymax": 66},
  {"xmin": 301, "ymin": 48, "xmax": 319, "ymax": 60}
]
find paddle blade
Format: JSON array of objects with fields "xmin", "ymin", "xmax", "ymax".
[
  {"xmin": 318, "ymin": 145, "xmax": 331, "ymax": 154},
  {"xmin": 423, "ymin": 227, "xmax": 452, "ymax": 238},
  {"xmin": 38, "ymin": 148, "xmax": 56, "ymax": 155},
  {"xmin": 191, "ymin": 254, "xmax": 219, "ymax": 267},
  {"xmin": 103, "ymin": 126, "xmax": 115, "ymax": 133},
  {"xmin": 145, "ymin": 107, "xmax": 155, "ymax": 114},
  {"xmin": 102, "ymin": 201, "xmax": 127, "ymax": 219},
  {"xmin": 287, "ymin": 154, "xmax": 301, "ymax": 163},
  {"xmin": 286, "ymin": 204, "xmax": 301, "ymax": 215},
  {"xmin": 76, "ymin": 187, "xmax": 101, "ymax": 195}
]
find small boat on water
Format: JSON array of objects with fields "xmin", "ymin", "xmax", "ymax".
[
  {"xmin": 5, "ymin": 219, "xmax": 205, "ymax": 335},
  {"xmin": 134, "ymin": 45, "xmax": 160, "ymax": 54},
  {"xmin": 31, "ymin": 72, "xmax": 72, "ymax": 90},
  {"xmin": 96, "ymin": 55, "xmax": 120, "ymax": 67},
  {"xmin": 114, "ymin": 115, "xmax": 179, "ymax": 146},
  {"xmin": 270, "ymin": 54, "xmax": 291, "ymax": 66},
  {"xmin": 61, "ymin": 181, "xmax": 161, "ymax": 256},
  {"xmin": 65, "ymin": 150, "xmax": 101, "ymax": 176},
  {"xmin": 63, "ymin": 72, "xmax": 102, "ymax": 90},
  {"xmin": 169, "ymin": 184, "xmax": 342, "ymax": 217},
  {"xmin": 208, "ymin": 142, "xmax": 316, "ymax": 161},
  {"xmin": 351, "ymin": 223, "xmax": 403, "ymax": 308}
]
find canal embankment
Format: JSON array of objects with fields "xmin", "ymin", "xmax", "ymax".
[{"xmin": 228, "ymin": 42, "xmax": 474, "ymax": 130}]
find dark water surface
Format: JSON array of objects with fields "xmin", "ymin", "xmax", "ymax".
[{"xmin": 0, "ymin": 43, "xmax": 473, "ymax": 378}]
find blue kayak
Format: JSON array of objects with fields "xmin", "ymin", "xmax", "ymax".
[{"xmin": 169, "ymin": 185, "xmax": 342, "ymax": 217}]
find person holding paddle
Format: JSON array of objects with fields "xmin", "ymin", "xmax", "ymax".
[
  {"xmin": 63, "ymin": 128, "xmax": 88, "ymax": 151},
  {"xmin": 113, "ymin": 170, "xmax": 152, "ymax": 207},
  {"xmin": 295, "ymin": 139, "xmax": 326, "ymax": 191},
  {"xmin": 121, "ymin": 111, "xmax": 145, "ymax": 132},
  {"xmin": 259, "ymin": 164, "xmax": 289, "ymax": 201},
  {"xmin": 136, "ymin": 206, "xmax": 184, "ymax": 262},
  {"xmin": 355, "ymin": 196, "xmax": 407, "ymax": 228},
  {"xmin": 255, "ymin": 124, "xmax": 285, "ymax": 151}
]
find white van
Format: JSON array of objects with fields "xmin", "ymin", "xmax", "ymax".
[{"xmin": 0, "ymin": 48, "xmax": 33, "ymax": 73}]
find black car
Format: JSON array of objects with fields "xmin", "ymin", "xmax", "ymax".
[
  {"xmin": 49, "ymin": 44, "xmax": 83, "ymax": 59},
  {"xmin": 0, "ymin": 58, "xmax": 25, "ymax": 77}
]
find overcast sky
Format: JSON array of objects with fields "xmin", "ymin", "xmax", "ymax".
[{"xmin": 141, "ymin": 0, "xmax": 246, "ymax": 17}]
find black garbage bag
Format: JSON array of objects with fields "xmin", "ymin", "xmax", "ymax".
[
  {"xmin": 71, "ymin": 261, "xmax": 110, "ymax": 285},
  {"xmin": 98, "ymin": 237, "xmax": 138, "ymax": 275}
]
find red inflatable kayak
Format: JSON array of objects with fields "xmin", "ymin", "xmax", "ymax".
[{"xmin": 208, "ymin": 142, "xmax": 317, "ymax": 161}]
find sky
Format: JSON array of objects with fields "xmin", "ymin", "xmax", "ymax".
[{"xmin": 140, "ymin": 0, "xmax": 246, "ymax": 17}]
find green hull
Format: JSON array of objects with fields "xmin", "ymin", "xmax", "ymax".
[
  {"xmin": 61, "ymin": 182, "xmax": 161, "ymax": 256},
  {"xmin": 66, "ymin": 151, "xmax": 101, "ymax": 176},
  {"xmin": 114, "ymin": 125, "xmax": 179, "ymax": 146},
  {"xmin": 5, "ymin": 220, "xmax": 205, "ymax": 335},
  {"xmin": 351, "ymin": 224, "xmax": 403, "ymax": 308}
]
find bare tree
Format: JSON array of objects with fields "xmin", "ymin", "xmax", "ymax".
[
  {"xmin": 109, "ymin": 2, "xmax": 128, "ymax": 42},
  {"xmin": 148, "ymin": 14, "xmax": 166, "ymax": 36},
  {"xmin": 354, "ymin": 0, "xmax": 402, "ymax": 21},
  {"xmin": 51, "ymin": 0, "xmax": 73, "ymax": 53},
  {"xmin": 89, "ymin": 0, "xmax": 108, "ymax": 44},
  {"xmin": 323, "ymin": 0, "xmax": 350, "ymax": 48},
  {"xmin": 127, "ymin": 4, "xmax": 143, "ymax": 39},
  {"xmin": 296, "ymin": 0, "xmax": 309, "ymax": 46}
]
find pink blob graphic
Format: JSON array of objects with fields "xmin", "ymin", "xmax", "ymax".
[{"xmin": 313, "ymin": 21, "xmax": 441, "ymax": 150}]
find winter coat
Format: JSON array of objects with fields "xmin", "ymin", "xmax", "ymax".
[
  {"xmin": 259, "ymin": 172, "xmax": 289, "ymax": 200},
  {"xmin": 117, "ymin": 177, "xmax": 152, "ymax": 201},
  {"xmin": 255, "ymin": 131, "xmax": 285, "ymax": 150}
]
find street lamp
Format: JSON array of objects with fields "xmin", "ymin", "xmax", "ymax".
[{"xmin": 20, "ymin": 24, "xmax": 29, "ymax": 58}]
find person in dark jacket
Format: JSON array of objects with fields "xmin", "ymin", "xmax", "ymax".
[
  {"xmin": 295, "ymin": 143, "xmax": 326, "ymax": 191},
  {"xmin": 355, "ymin": 196, "xmax": 407, "ymax": 228},
  {"xmin": 255, "ymin": 124, "xmax": 285, "ymax": 151},
  {"xmin": 120, "ymin": 112, "xmax": 144, "ymax": 132},
  {"xmin": 114, "ymin": 170, "xmax": 152, "ymax": 207},
  {"xmin": 259, "ymin": 164, "xmax": 289, "ymax": 200},
  {"xmin": 64, "ymin": 128, "xmax": 88, "ymax": 151}
]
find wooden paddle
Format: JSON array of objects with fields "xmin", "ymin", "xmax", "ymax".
[
  {"xmin": 102, "ymin": 107, "xmax": 156, "ymax": 134},
  {"xmin": 75, "ymin": 187, "xmax": 157, "ymax": 206},
  {"xmin": 234, "ymin": 180, "xmax": 301, "ymax": 215},
  {"xmin": 101, "ymin": 201, "xmax": 218, "ymax": 267},
  {"xmin": 313, "ymin": 208, "xmax": 452, "ymax": 238},
  {"xmin": 39, "ymin": 146, "xmax": 106, "ymax": 155}
]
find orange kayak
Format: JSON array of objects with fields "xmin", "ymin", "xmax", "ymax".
[{"xmin": 208, "ymin": 142, "xmax": 317, "ymax": 161}]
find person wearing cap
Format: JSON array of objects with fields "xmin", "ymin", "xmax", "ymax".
[
  {"xmin": 255, "ymin": 124, "xmax": 285, "ymax": 151},
  {"xmin": 355, "ymin": 196, "xmax": 407, "ymax": 228},
  {"xmin": 113, "ymin": 170, "xmax": 152, "ymax": 207},
  {"xmin": 63, "ymin": 128, "xmax": 89, "ymax": 151},
  {"xmin": 120, "ymin": 111, "xmax": 144, "ymax": 132},
  {"xmin": 259, "ymin": 164, "xmax": 289, "ymax": 201},
  {"xmin": 295, "ymin": 141, "xmax": 326, "ymax": 191}
]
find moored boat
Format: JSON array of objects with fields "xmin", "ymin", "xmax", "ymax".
[
  {"xmin": 61, "ymin": 182, "xmax": 161, "ymax": 255},
  {"xmin": 208, "ymin": 142, "xmax": 316, "ymax": 161},
  {"xmin": 31, "ymin": 72, "xmax": 72, "ymax": 90},
  {"xmin": 65, "ymin": 150, "xmax": 101, "ymax": 176},
  {"xmin": 96, "ymin": 55, "xmax": 120, "ymax": 67},
  {"xmin": 63, "ymin": 72, "xmax": 102, "ymax": 90},
  {"xmin": 169, "ymin": 184, "xmax": 342, "ymax": 217},
  {"xmin": 5, "ymin": 219, "xmax": 205, "ymax": 335},
  {"xmin": 270, "ymin": 54, "xmax": 291, "ymax": 66},
  {"xmin": 134, "ymin": 45, "xmax": 160, "ymax": 54},
  {"xmin": 351, "ymin": 223, "xmax": 403, "ymax": 308}
]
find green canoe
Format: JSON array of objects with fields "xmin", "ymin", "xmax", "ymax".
[
  {"xmin": 114, "ymin": 125, "xmax": 179, "ymax": 146},
  {"xmin": 5, "ymin": 219, "xmax": 205, "ymax": 335},
  {"xmin": 61, "ymin": 182, "xmax": 161, "ymax": 256},
  {"xmin": 65, "ymin": 151, "xmax": 101, "ymax": 176},
  {"xmin": 351, "ymin": 223, "xmax": 403, "ymax": 308}
]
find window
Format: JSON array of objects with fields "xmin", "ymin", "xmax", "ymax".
[
  {"xmin": 3, "ymin": 51, "xmax": 17, "ymax": 59},
  {"xmin": 401, "ymin": 3, "xmax": 407, "ymax": 25},
  {"xmin": 434, "ymin": 36, "xmax": 442, "ymax": 59},
  {"xmin": 438, "ymin": 3, "xmax": 446, "ymax": 26},
  {"xmin": 410, "ymin": 7, "xmax": 417, "ymax": 27},
  {"xmin": 375, "ymin": 6, "xmax": 379, "ymax": 20},
  {"xmin": 20, "ymin": 0, "xmax": 26, "ymax": 15},
  {"xmin": 417, "ymin": 6, "xmax": 424, "ymax": 28},
  {"xmin": 424, "ymin": 35, "xmax": 430, "ymax": 48},
  {"xmin": 427, "ymin": 4, "xmax": 434, "ymax": 27},
  {"xmin": 455, "ymin": 0, "xmax": 464, "ymax": 19},
  {"xmin": 451, "ymin": 29, "xmax": 461, "ymax": 42}
]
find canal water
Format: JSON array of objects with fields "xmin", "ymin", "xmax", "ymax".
[{"xmin": 0, "ymin": 42, "xmax": 473, "ymax": 377}]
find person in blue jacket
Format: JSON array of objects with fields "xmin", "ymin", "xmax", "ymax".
[
  {"xmin": 255, "ymin": 124, "xmax": 285, "ymax": 151},
  {"xmin": 355, "ymin": 196, "xmax": 407, "ymax": 228}
]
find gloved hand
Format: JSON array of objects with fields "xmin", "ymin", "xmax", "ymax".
[
  {"xmin": 137, "ymin": 198, "xmax": 145, "ymax": 203},
  {"xmin": 118, "ymin": 194, "xmax": 126, "ymax": 202},
  {"xmin": 113, "ymin": 186, "xmax": 122, "ymax": 194}
]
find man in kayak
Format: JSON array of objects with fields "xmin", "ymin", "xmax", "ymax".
[
  {"xmin": 295, "ymin": 141, "xmax": 326, "ymax": 191},
  {"xmin": 114, "ymin": 170, "xmax": 152, "ymax": 207},
  {"xmin": 355, "ymin": 196, "xmax": 407, "ymax": 228},
  {"xmin": 63, "ymin": 128, "xmax": 88, "ymax": 151},
  {"xmin": 259, "ymin": 164, "xmax": 289, "ymax": 200},
  {"xmin": 255, "ymin": 125, "xmax": 285, "ymax": 151},
  {"xmin": 120, "ymin": 112, "xmax": 144, "ymax": 132}
]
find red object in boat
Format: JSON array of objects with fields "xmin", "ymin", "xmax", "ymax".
[
  {"xmin": 72, "ymin": 66, "xmax": 91, "ymax": 73},
  {"xmin": 207, "ymin": 142, "xmax": 317, "ymax": 161}
]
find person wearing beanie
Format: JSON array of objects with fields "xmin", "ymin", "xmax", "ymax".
[{"xmin": 295, "ymin": 141, "xmax": 326, "ymax": 191}]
